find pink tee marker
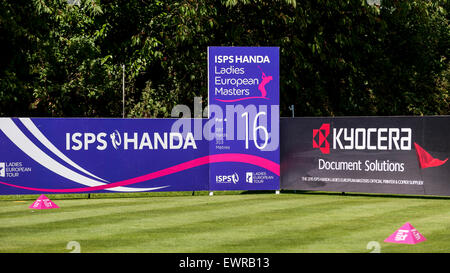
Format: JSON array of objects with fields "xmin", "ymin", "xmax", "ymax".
[
  {"xmin": 384, "ymin": 222, "xmax": 426, "ymax": 244},
  {"xmin": 29, "ymin": 194, "xmax": 59, "ymax": 209}
]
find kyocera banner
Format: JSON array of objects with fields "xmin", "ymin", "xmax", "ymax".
[
  {"xmin": 0, "ymin": 118, "xmax": 212, "ymax": 194},
  {"xmin": 208, "ymin": 46, "xmax": 280, "ymax": 191},
  {"xmin": 281, "ymin": 116, "xmax": 450, "ymax": 196}
]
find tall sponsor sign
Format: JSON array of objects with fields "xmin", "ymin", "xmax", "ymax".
[
  {"xmin": 0, "ymin": 118, "xmax": 210, "ymax": 194},
  {"xmin": 281, "ymin": 116, "xmax": 450, "ymax": 196},
  {"xmin": 208, "ymin": 47, "xmax": 280, "ymax": 190}
]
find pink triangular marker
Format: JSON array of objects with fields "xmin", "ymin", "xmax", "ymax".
[
  {"xmin": 29, "ymin": 194, "xmax": 59, "ymax": 209},
  {"xmin": 384, "ymin": 222, "xmax": 426, "ymax": 244}
]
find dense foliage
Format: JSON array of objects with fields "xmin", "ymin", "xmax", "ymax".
[{"xmin": 0, "ymin": 0, "xmax": 448, "ymax": 117}]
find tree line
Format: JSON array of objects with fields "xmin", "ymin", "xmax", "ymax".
[{"xmin": 0, "ymin": 0, "xmax": 448, "ymax": 117}]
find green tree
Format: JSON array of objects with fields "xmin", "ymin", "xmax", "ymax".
[
  {"xmin": 0, "ymin": 0, "xmax": 448, "ymax": 118},
  {"xmin": 0, "ymin": 0, "xmax": 124, "ymax": 117}
]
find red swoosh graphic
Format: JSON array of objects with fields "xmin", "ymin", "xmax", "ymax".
[
  {"xmin": 0, "ymin": 153, "xmax": 279, "ymax": 193},
  {"xmin": 215, "ymin": 96, "xmax": 269, "ymax": 102},
  {"xmin": 414, "ymin": 142, "xmax": 448, "ymax": 168}
]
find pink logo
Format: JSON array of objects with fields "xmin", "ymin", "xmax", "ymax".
[
  {"xmin": 257, "ymin": 66, "xmax": 272, "ymax": 98},
  {"xmin": 384, "ymin": 222, "xmax": 426, "ymax": 244},
  {"xmin": 215, "ymin": 66, "xmax": 272, "ymax": 102},
  {"xmin": 312, "ymin": 123, "xmax": 330, "ymax": 154},
  {"xmin": 29, "ymin": 194, "xmax": 59, "ymax": 209}
]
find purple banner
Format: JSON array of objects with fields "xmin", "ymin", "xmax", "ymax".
[
  {"xmin": 0, "ymin": 118, "xmax": 209, "ymax": 194},
  {"xmin": 0, "ymin": 46, "xmax": 281, "ymax": 195},
  {"xmin": 0, "ymin": 116, "xmax": 282, "ymax": 195}
]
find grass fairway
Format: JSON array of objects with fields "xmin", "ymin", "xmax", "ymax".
[{"xmin": 0, "ymin": 192, "xmax": 449, "ymax": 253}]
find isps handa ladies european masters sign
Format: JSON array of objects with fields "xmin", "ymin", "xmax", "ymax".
[{"xmin": 207, "ymin": 47, "xmax": 280, "ymax": 191}]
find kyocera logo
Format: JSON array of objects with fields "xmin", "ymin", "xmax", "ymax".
[
  {"xmin": 313, "ymin": 123, "xmax": 412, "ymax": 154},
  {"xmin": 312, "ymin": 123, "xmax": 331, "ymax": 154},
  {"xmin": 216, "ymin": 173, "xmax": 239, "ymax": 184},
  {"xmin": 66, "ymin": 131, "xmax": 197, "ymax": 151}
]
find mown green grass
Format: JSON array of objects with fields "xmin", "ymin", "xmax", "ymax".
[{"xmin": 0, "ymin": 191, "xmax": 449, "ymax": 253}]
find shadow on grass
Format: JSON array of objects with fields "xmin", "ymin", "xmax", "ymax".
[
  {"xmin": 273, "ymin": 190, "xmax": 450, "ymax": 201},
  {"xmin": 2, "ymin": 189, "xmax": 450, "ymax": 202},
  {"xmin": 0, "ymin": 190, "xmax": 247, "ymax": 202}
]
